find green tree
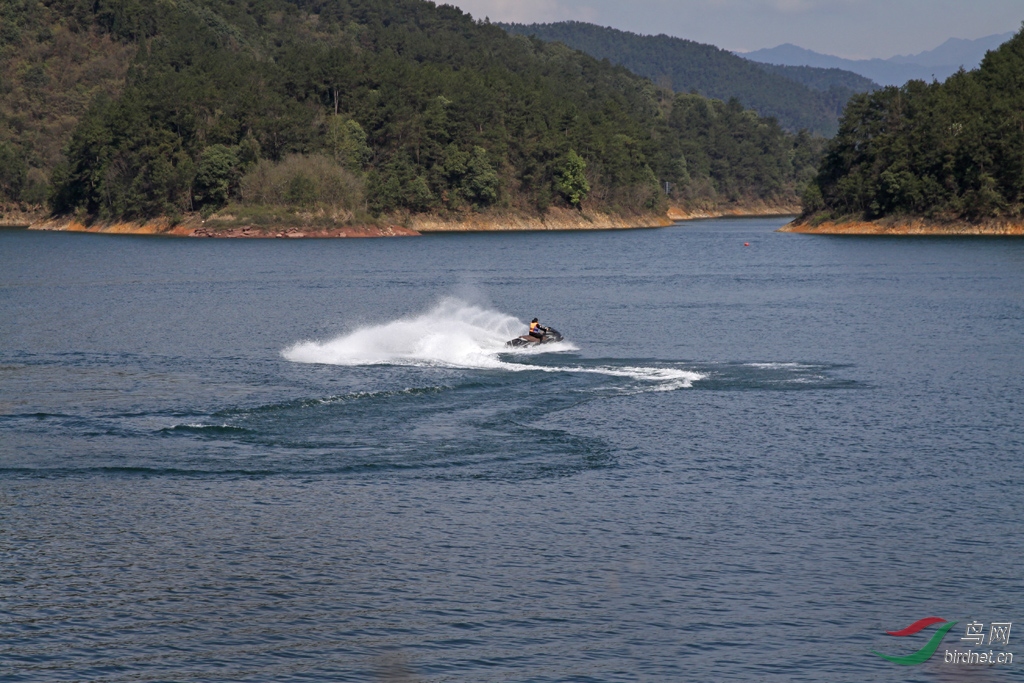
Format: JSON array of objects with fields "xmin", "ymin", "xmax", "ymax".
[
  {"xmin": 0, "ymin": 142, "xmax": 26, "ymax": 201},
  {"xmin": 325, "ymin": 116, "xmax": 371, "ymax": 172},
  {"xmin": 193, "ymin": 144, "xmax": 240, "ymax": 209},
  {"xmin": 286, "ymin": 172, "xmax": 317, "ymax": 207},
  {"xmin": 462, "ymin": 146, "xmax": 499, "ymax": 206},
  {"xmin": 368, "ymin": 153, "xmax": 435, "ymax": 214},
  {"xmin": 555, "ymin": 150, "xmax": 589, "ymax": 207}
]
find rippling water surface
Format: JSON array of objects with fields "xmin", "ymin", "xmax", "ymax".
[{"xmin": 2, "ymin": 219, "xmax": 1022, "ymax": 681}]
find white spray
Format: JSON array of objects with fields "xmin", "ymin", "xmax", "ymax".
[
  {"xmin": 283, "ymin": 298, "xmax": 701, "ymax": 389},
  {"xmin": 283, "ymin": 298, "xmax": 542, "ymax": 368}
]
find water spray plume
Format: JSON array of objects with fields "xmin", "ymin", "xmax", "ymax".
[
  {"xmin": 283, "ymin": 298, "xmax": 536, "ymax": 368},
  {"xmin": 283, "ymin": 297, "xmax": 702, "ymax": 389}
]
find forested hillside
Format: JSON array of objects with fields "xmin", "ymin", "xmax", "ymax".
[
  {"xmin": 752, "ymin": 63, "xmax": 877, "ymax": 98},
  {"xmin": 802, "ymin": 26, "xmax": 1024, "ymax": 223},
  {"xmin": 501, "ymin": 21, "xmax": 876, "ymax": 136},
  {"xmin": 0, "ymin": 0, "xmax": 822, "ymax": 225},
  {"xmin": 0, "ymin": 3, "xmax": 135, "ymax": 207}
]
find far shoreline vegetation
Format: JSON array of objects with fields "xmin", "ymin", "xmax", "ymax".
[
  {"xmin": 1, "ymin": 2, "xmax": 1020, "ymax": 237},
  {"xmin": 788, "ymin": 25, "xmax": 1024, "ymax": 235},
  {"xmin": 1, "ymin": 0, "xmax": 820, "ymax": 237}
]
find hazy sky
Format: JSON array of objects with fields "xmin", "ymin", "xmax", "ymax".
[{"xmin": 446, "ymin": 0, "xmax": 1023, "ymax": 59}]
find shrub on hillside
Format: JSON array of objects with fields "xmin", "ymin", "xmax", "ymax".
[{"xmin": 239, "ymin": 154, "xmax": 364, "ymax": 212}]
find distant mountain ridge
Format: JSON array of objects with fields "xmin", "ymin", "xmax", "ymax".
[
  {"xmin": 744, "ymin": 32, "xmax": 1015, "ymax": 86},
  {"xmin": 501, "ymin": 21, "xmax": 877, "ymax": 136}
]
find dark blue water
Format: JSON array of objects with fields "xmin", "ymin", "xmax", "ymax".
[{"xmin": 2, "ymin": 219, "xmax": 1022, "ymax": 682}]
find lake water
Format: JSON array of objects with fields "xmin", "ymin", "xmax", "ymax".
[{"xmin": 2, "ymin": 218, "xmax": 1022, "ymax": 682}]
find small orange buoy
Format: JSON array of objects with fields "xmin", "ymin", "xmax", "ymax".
[{"xmin": 744, "ymin": 242, "xmax": 750, "ymax": 247}]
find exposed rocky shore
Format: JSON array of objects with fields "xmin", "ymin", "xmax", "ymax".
[
  {"xmin": 408, "ymin": 207, "xmax": 673, "ymax": 232},
  {"xmin": 780, "ymin": 217, "xmax": 1024, "ymax": 236},
  {"xmin": 0, "ymin": 204, "xmax": 45, "ymax": 228},
  {"xmin": 24, "ymin": 216, "xmax": 420, "ymax": 238},
  {"xmin": 668, "ymin": 203, "xmax": 799, "ymax": 222},
  {"xmin": 6, "ymin": 203, "xmax": 800, "ymax": 238}
]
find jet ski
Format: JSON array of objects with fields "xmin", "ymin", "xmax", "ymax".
[{"xmin": 506, "ymin": 327, "xmax": 564, "ymax": 348}]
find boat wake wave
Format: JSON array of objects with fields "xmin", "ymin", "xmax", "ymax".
[{"xmin": 282, "ymin": 298, "xmax": 702, "ymax": 390}]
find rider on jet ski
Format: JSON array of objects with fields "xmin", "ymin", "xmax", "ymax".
[{"xmin": 506, "ymin": 318, "xmax": 562, "ymax": 347}]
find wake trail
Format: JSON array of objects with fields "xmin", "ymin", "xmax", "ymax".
[{"xmin": 283, "ymin": 298, "xmax": 702, "ymax": 390}]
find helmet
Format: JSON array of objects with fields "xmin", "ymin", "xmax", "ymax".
[{"xmin": 532, "ymin": 318, "xmax": 538, "ymax": 323}]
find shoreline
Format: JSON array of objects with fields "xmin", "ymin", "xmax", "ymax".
[
  {"xmin": 24, "ymin": 217, "xmax": 421, "ymax": 238},
  {"xmin": 6, "ymin": 204, "xmax": 799, "ymax": 238},
  {"xmin": 668, "ymin": 204, "xmax": 798, "ymax": 222},
  {"xmin": 780, "ymin": 217, "xmax": 1024, "ymax": 236},
  {"xmin": 408, "ymin": 207, "xmax": 669, "ymax": 232}
]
